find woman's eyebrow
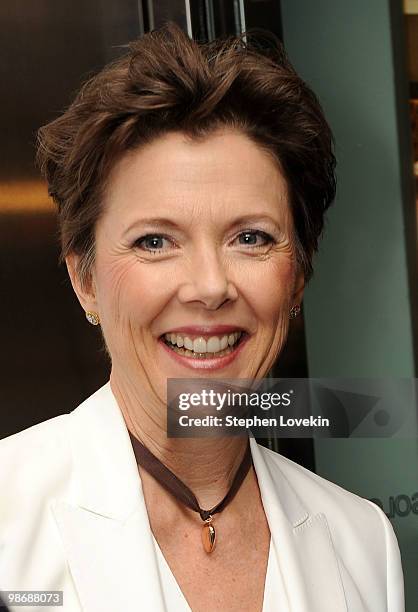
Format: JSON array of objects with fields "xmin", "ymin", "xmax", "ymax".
[
  {"xmin": 125, "ymin": 214, "xmax": 280, "ymax": 232},
  {"xmin": 123, "ymin": 217, "xmax": 182, "ymax": 233},
  {"xmin": 228, "ymin": 214, "xmax": 281, "ymax": 227}
]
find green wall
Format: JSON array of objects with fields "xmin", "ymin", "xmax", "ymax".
[{"xmin": 280, "ymin": 1, "xmax": 418, "ymax": 609}]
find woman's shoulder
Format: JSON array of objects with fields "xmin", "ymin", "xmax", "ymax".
[
  {"xmin": 0, "ymin": 384, "xmax": 110, "ymax": 469},
  {"xmin": 259, "ymin": 441, "xmax": 387, "ymax": 515},
  {"xmin": 0, "ymin": 383, "xmax": 125, "ymax": 525},
  {"xmin": 257, "ymin": 442, "xmax": 400, "ymax": 560},
  {"xmin": 0, "ymin": 412, "xmax": 72, "ymax": 518},
  {"xmin": 257, "ymin": 443, "xmax": 404, "ymax": 610},
  {"xmin": 0, "ymin": 410, "xmax": 70, "ymax": 462}
]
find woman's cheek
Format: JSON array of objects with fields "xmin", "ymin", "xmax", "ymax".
[
  {"xmin": 93, "ymin": 257, "xmax": 142, "ymax": 349},
  {"xmin": 246, "ymin": 258, "xmax": 295, "ymax": 321}
]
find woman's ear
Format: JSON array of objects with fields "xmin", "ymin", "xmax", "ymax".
[
  {"xmin": 293, "ymin": 269, "xmax": 305, "ymax": 306},
  {"xmin": 65, "ymin": 253, "xmax": 98, "ymax": 314}
]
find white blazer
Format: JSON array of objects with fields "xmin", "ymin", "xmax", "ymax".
[{"xmin": 0, "ymin": 383, "xmax": 404, "ymax": 612}]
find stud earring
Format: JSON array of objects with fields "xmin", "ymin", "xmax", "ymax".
[
  {"xmin": 289, "ymin": 304, "xmax": 301, "ymax": 319},
  {"xmin": 85, "ymin": 311, "xmax": 100, "ymax": 326}
]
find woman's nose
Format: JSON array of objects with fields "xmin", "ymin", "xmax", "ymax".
[{"xmin": 177, "ymin": 251, "xmax": 238, "ymax": 310}]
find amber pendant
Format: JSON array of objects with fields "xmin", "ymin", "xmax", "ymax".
[{"xmin": 202, "ymin": 516, "xmax": 216, "ymax": 553}]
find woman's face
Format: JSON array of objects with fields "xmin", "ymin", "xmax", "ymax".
[{"xmin": 69, "ymin": 129, "xmax": 304, "ymax": 401}]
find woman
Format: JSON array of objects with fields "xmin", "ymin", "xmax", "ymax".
[{"xmin": 0, "ymin": 23, "xmax": 403, "ymax": 612}]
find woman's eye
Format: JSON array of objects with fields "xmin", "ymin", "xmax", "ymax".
[
  {"xmin": 134, "ymin": 234, "xmax": 171, "ymax": 252},
  {"xmin": 236, "ymin": 230, "xmax": 274, "ymax": 248}
]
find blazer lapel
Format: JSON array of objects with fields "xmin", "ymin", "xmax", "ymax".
[
  {"xmin": 51, "ymin": 383, "xmax": 166, "ymax": 612},
  {"xmin": 51, "ymin": 382, "xmax": 347, "ymax": 612},
  {"xmin": 250, "ymin": 438, "xmax": 348, "ymax": 612}
]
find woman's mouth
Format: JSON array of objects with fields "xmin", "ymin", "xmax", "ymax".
[
  {"xmin": 162, "ymin": 331, "xmax": 244, "ymax": 358},
  {"xmin": 158, "ymin": 329, "xmax": 249, "ymax": 370}
]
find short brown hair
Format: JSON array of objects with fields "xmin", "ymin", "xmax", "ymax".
[{"xmin": 36, "ymin": 22, "xmax": 336, "ymax": 286}]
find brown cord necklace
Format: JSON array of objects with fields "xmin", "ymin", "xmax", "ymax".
[{"xmin": 128, "ymin": 431, "xmax": 252, "ymax": 553}]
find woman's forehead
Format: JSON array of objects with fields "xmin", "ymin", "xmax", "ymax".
[{"xmin": 103, "ymin": 129, "xmax": 289, "ymax": 220}]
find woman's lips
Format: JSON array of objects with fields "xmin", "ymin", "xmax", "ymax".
[{"xmin": 158, "ymin": 333, "xmax": 249, "ymax": 371}]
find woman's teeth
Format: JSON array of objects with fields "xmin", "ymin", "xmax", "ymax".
[{"xmin": 163, "ymin": 331, "xmax": 243, "ymax": 358}]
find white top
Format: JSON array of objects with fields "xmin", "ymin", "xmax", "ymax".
[
  {"xmin": 0, "ymin": 383, "xmax": 405, "ymax": 611},
  {"xmin": 152, "ymin": 534, "xmax": 290, "ymax": 611}
]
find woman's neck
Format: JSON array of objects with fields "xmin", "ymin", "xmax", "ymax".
[{"xmin": 110, "ymin": 374, "xmax": 249, "ymax": 509}]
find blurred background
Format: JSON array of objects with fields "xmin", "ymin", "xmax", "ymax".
[{"xmin": 0, "ymin": 0, "xmax": 417, "ymax": 608}]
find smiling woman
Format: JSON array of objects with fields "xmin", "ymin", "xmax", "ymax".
[
  {"xmin": 68, "ymin": 129, "xmax": 301, "ymax": 392},
  {"xmin": 0, "ymin": 22, "xmax": 404, "ymax": 612}
]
